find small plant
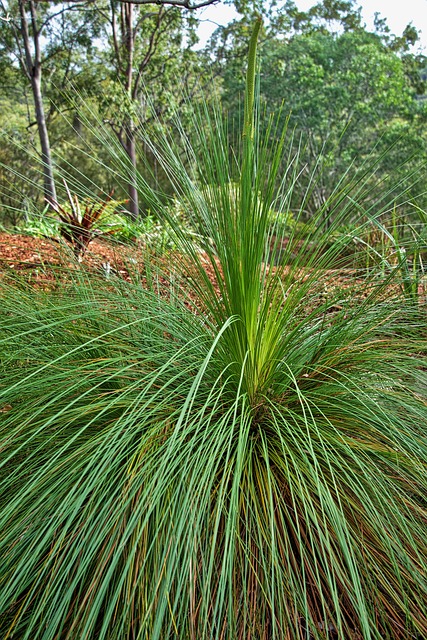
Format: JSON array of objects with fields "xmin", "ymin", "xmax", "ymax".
[
  {"xmin": 47, "ymin": 181, "xmax": 126, "ymax": 260},
  {"xmin": 111, "ymin": 207, "xmax": 186, "ymax": 254},
  {"xmin": 393, "ymin": 206, "xmax": 427, "ymax": 304},
  {"xmin": 16, "ymin": 203, "xmax": 60, "ymax": 238},
  {"xmin": 359, "ymin": 205, "xmax": 427, "ymax": 303}
]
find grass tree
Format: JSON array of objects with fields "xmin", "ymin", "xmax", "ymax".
[{"xmin": 1, "ymin": 19, "xmax": 427, "ymax": 640}]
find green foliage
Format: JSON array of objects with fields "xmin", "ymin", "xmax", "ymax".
[
  {"xmin": 108, "ymin": 206, "xmax": 188, "ymax": 255},
  {"xmin": 217, "ymin": 20, "xmax": 427, "ymax": 218},
  {"xmin": 15, "ymin": 203, "xmax": 60, "ymax": 237},
  {"xmin": 0, "ymin": 16, "xmax": 427, "ymax": 640},
  {"xmin": 359, "ymin": 204, "xmax": 427, "ymax": 304},
  {"xmin": 2, "ymin": 0, "xmax": 426, "ymax": 225}
]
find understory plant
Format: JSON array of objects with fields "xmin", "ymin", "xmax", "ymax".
[
  {"xmin": 382, "ymin": 205, "xmax": 427, "ymax": 304},
  {"xmin": 355, "ymin": 204, "xmax": 427, "ymax": 303},
  {"xmin": 48, "ymin": 181, "xmax": 127, "ymax": 260},
  {"xmin": 1, "ymin": 19, "xmax": 427, "ymax": 640}
]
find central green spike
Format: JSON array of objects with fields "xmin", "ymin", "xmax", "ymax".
[{"xmin": 243, "ymin": 16, "xmax": 262, "ymax": 142}]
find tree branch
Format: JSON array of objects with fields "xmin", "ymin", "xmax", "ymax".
[
  {"xmin": 123, "ymin": 0, "xmax": 219, "ymax": 7},
  {"xmin": 39, "ymin": 3, "xmax": 92, "ymax": 32},
  {"xmin": 29, "ymin": 0, "xmax": 41, "ymax": 68},
  {"xmin": 104, "ymin": 119, "xmax": 126, "ymax": 150},
  {"xmin": 17, "ymin": 0, "xmax": 35, "ymax": 79},
  {"xmin": 132, "ymin": 5, "xmax": 168, "ymax": 98},
  {"xmin": 110, "ymin": 0, "xmax": 122, "ymax": 72},
  {"xmin": 37, "ymin": 0, "xmax": 220, "ymax": 8}
]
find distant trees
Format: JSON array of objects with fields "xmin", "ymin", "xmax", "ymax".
[
  {"xmin": 0, "ymin": 0, "xmax": 426, "ymax": 224},
  {"xmin": 213, "ymin": 0, "xmax": 427, "ymax": 217},
  {"xmin": 0, "ymin": 0, "xmax": 218, "ymax": 216},
  {"xmin": 1, "ymin": 0, "xmax": 103, "ymax": 203},
  {"xmin": 260, "ymin": 29, "xmax": 426, "ymax": 214}
]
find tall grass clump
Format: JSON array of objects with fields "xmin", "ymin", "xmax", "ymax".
[{"xmin": 1, "ymin": 19, "xmax": 427, "ymax": 639}]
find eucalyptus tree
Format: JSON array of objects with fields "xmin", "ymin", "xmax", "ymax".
[
  {"xmin": 0, "ymin": 0, "xmax": 219, "ymax": 215},
  {"xmin": 93, "ymin": 0, "xmax": 222, "ymax": 217},
  {"xmin": 97, "ymin": 2, "xmax": 193, "ymax": 217},
  {"xmin": 0, "ymin": 0, "xmax": 103, "ymax": 204}
]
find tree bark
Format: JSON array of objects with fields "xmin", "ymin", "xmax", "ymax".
[
  {"xmin": 125, "ymin": 120, "xmax": 139, "ymax": 219},
  {"xmin": 18, "ymin": 0, "xmax": 57, "ymax": 204},
  {"xmin": 31, "ymin": 71, "xmax": 57, "ymax": 203},
  {"xmin": 123, "ymin": 2, "xmax": 139, "ymax": 217}
]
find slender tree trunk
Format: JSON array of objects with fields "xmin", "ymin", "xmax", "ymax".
[
  {"xmin": 123, "ymin": 2, "xmax": 139, "ymax": 217},
  {"xmin": 18, "ymin": 0, "xmax": 56, "ymax": 204},
  {"xmin": 125, "ymin": 120, "xmax": 139, "ymax": 219},
  {"xmin": 31, "ymin": 71, "xmax": 57, "ymax": 203}
]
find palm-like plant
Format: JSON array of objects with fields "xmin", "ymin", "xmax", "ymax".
[
  {"xmin": 47, "ymin": 181, "xmax": 124, "ymax": 260},
  {"xmin": 1, "ymin": 20, "xmax": 427, "ymax": 640}
]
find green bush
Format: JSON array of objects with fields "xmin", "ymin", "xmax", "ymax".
[{"xmin": 0, "ymin": 20, "xmax": 427, "ymax": 640}]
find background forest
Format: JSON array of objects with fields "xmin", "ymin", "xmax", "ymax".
[{"xmin": 0, "ymin": 0, "xmax": 426, "ymax": 228}]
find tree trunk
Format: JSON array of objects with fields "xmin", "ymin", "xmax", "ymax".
[
  {"xmin": 18, "ymin": 0, "xmax": 57, "ymax": 204},
  {"xmin": 31, "ymin": 71, "xmax": 57, "ymax": 204},
  {"xmin": 122, "ymin": 3, "xmax": 139, "ymax": 217},
  {"xmin": 125, "ymin": 121, "xmax": 139, "ymax": 219}
]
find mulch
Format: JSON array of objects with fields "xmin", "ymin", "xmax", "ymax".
[
  {"xmin": 0, "ymin": 232, "xmax": 138, "ymax": 284},
  {"xmin": 0, "ymin": 232, "xmax": 410, "ymax": 310},
  {"xmin": 0, "ymin": 232, "xmax": 218, "ymax": 309}
]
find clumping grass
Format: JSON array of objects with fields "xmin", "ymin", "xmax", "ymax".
[{"xmin": 1, "ymin": 20, "xmax": 427, "ymax": 640}]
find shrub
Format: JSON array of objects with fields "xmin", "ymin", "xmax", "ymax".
[{"xmin": 0, "ymin": 20, "xmax": 426, "ymax": 640}]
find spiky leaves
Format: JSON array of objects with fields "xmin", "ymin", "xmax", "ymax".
[
  {"xmin": 48, "ymin": 181, "xmax": 124, "ymax": 260},
  {"xmin": 1, "ymin": 275, "xmax": 426, "ymax": 639},
  {"xmin": 1, "ymin": 19, "xmax": 427, "ymax": 640}
]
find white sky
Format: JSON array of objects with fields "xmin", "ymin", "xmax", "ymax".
[{"xmin": 194, "ymin": 0, "xmax": 427, "ymax": 52}]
